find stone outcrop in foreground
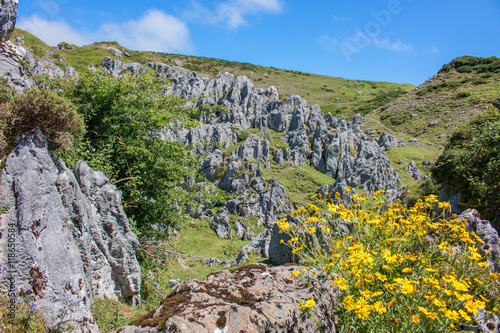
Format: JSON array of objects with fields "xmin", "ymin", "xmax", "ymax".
[
  {"xmin": 119, "ymin": 264, "xmax": 339, "ymax": 333},
  {"xmin": 0, "ymin": 0, "xmax": 18, "ymax": 41},
  {"xmin": 0, "ymin": 129, "xmax": 141, "ymax": 332}
]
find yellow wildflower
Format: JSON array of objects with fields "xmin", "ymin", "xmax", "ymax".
[{"xmin": 298, "ymin": 299, "xmax": 316, "ymax": 311}]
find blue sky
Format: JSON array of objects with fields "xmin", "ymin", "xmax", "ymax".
[{"xmin": 16, "ymin": 0, "xmax": 500, "ymax": 85}]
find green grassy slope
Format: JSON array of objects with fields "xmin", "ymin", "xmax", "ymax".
[{"xmin": 10, "ymin": 28, "xmax": 413, "ymax": 119}]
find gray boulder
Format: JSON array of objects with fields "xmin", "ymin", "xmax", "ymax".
[
  {"xmin": 312, "ymin": 117, "xmax": 400, "ymax": 195},
  {"xmin": 202, "ymin": 258, "xmax": 221, "ymax": 267},
  {"xmin": 0, "ymin": 0, "xmax": 18, "ymax": 41},
  {"xmin": 225, "ymin": 178, "xmax": 293, "ymax": 227},
  {"xmin": 234, "ymin": 219, "xmax": 254, "ymax": 240},
  {"xmin": 317, "ymin": 178, "xmax": 354, "ymax": 206},
  {"xmin": 377, "ymin": 132, "xmax": 404, "ymax": 149},
  {"xmin": 120, "ymin": 264, "xmax": 339, "ymax": 333},
  {"xmin": 162, "ymin": 124, "xmax": 234, "ymax": 152},
  {"xmin": 209, "ymin": 209, "xmax": 232, "ymax": 239},
  {"xmin": 268, "ymin": 221, "xmax": 300, "ymax": 265},
  {"xmin": 200, "ymin": 149, "xmax": 223, "ymax": 182},
  {"xmin": 101, "ymin": 56, "xmax": 122, "ymax": 76},
  {"xmin": 406, "ymin": 160, "xmax": 423, "ymax": 180},
  {"xmin": 0, "ymin": 130, "xmax": 142, "ymax": 331},
  {"xmin": 240, "ymin": 229, "xmax": 272, "ymax": 258},
  {"xmin": 273, "ymin": 148, "xmax": 284, "ymax": 166},
  {"xmin": 459, "ymin": 209, "xmax": 500, "ymax": 273},
  {"xmin": 233, "ymin": 134, "xmax": 269, "ymax": 164}
]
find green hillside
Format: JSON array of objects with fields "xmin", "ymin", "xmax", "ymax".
[{"xmin": 10, "ymin": 28, "xmax": 413, "ymax": 118}]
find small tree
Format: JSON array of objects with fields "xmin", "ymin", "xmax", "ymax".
[{"xmin": 2, "ymin": 88, "xmax": 84, "ymax": 151}]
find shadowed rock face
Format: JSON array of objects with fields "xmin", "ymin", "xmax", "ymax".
[
  {"xmin": 119, "ymin": 264, "xmax": 339, "ymax": 333},
  {"xmin": 0, "ymin": 129, "xmax": 141, "ymax": 332},
  {"xmin": 0, "ymin": 0, "xmax": 18, "ymax": 41}
]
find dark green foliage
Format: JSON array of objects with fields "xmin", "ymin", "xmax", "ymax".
[
  {"xmin": 60, "ymin": 71, "xmax": 200, "ymax": 236},
  {"xmin": 439, "ymin": 56, "xmax": 500, "ymax": 74},
  {"xmin": 433, "ymin": 106, "xmax": 500, "ymax": 225},
  {"xmin": 238, "ymin": 129, "xmax": 249, "ymax": 141},
  {"xmin": 416, "ymin": 81, "xmax": 461, "ymax": 96},
  {"xmin": 1, "ymin": 87, "xmax": 84, "ymax": 151}
]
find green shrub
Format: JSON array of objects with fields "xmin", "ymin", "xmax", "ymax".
[
  {"xmin": 238, "ymin": 129, "xmax": 249, "ymax": 142},
  {"xmin": 432, "ymin": 105, "xmax": 500, "ymax": 226},
  {"xmin": 60, "ymin": 71, "xmax": 200, "ymax": 236},
  {"xmin": 1, "ymin": 88, "xmax": 84, "ymax": 151},
  {"xmin": 455, "ymin": 91, "xmax": 471, "ymax": 99}
]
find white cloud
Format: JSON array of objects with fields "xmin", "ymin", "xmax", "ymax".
[
  {"xmin": 17, "ymin": 16, "xmax": 91, "ymax": 46},
  {"xmin": 98, "ymin": 9, "xmax": 193, "ymax": 53},
  {"xmin": 425, "ymin": 45, "xmax": 440, "ymax": 54},
  {"xmin": 187, "ymin": 0, "xmax": 284, "ymax": 29},
  {"xmin": 371, "ymin": 35, "xmax": 413, "ymax": 52},
  {"xmin": 16, "ymin": 9, "xmax": 193, "ymax": 54}
]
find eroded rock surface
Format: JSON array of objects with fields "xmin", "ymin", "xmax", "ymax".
[
  {"xmin": 0, "ymin": 130, "xmax": 141, "ymax": 332},
  {"xmin": 0, "ymin": 0, "xmax": 18, "ymax": 41},
  {"xmin": 120, "ymin": 264, "xmax": 339, "ymax": 333}
]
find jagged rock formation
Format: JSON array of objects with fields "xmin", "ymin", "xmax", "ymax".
[
  {"xmin": 406, "ymin": 160, "xmax": 423, "ymax": 180},
  {"xmin": 101, "ymin": 56, "xmax": 146, "ymax": 76},
  {"xmin": 459, "ymin": 209, "xmax": 500, "ymax": 273},
  {"xmin": 209, "ymin": 209, "xmax": 232, "ymax": 239},
  {"xmin": 234, "ymin": 219, "xmax": 254, "ymax": 240},
  {"xmin": 144, "ymin": 60, "xmax": 399, "ymax": 195},
  {"xmin": 377, "ymin": 131, "xmax": 405, "ymax": 150},
  {"xmin": 225, "ymin": 177, "xmax": 293, "ymax": 227},
  {"xmin": 0, "ymin": 0, "xmax": 18, "ymax": 41},
  {"xmin": 119, "ymin": 264, "xmax": 339, "ymax": 333},
  {"xmin": 0, "ymin": 130, "xmax": 141, "ymax": 331}
]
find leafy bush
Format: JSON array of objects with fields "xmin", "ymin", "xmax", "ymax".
[
  {"xmin": 279, "ymin": 191, "xmax": 500, "ymax": 333},
  {"xmin": 432, "ymin": 106, "xmax": 500, "ymax": 226},
  {"xmin": 59, "ymin": 71, "xmax": 201, "ymax": 236},
  {"xmin": 439, "ymin": 56, "xmax": 500, "ymax": 74},
  {"xmin": 1, "ymin": 88, "xmax": 84, "ymax": 151}
]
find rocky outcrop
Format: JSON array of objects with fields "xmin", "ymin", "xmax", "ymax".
[
  {"xmin": 406, "ymin": 160, "xmax": 423, "ymax": 180},
  {"xmin": 161, "ymin": 124, "xmax": 234, "ymax": 151},
  {"xmin": 233, "ymin": 134, "xmax": 269, "ymax": 164},
  {"xmin": 209, "ymin": 209, "xmax": 232, "ymax": 239},
  {"xmin": 311, "ymin": 117, "xmax": 400, "ymax": 194},
  {"xmin": 120, "ymin": 264, "xmax": 339, "ymax": 333},
  {"xmin": 377, "ymin": 131, "xmax": 404, "ymax": 150},
  {"xmin": 225, "ymin": 178, "xmax": 293, "ymax": 227},
  {"xmin": 101, "ymin": 56, "xmax": 147, "ymax": 76},
  {"xmin": 0, "ymin": 0, "xmax": 18, "ymax": 41},
  {"xmin": 234, "ymin": 219, "xmax": 254, "ymax": 240},
  {"xmin": 459, "ymin": 209, "xmax": 500, "ymax": 273},
  {"xmin": 0, "ymin": 130, "xmax": 141, "ymax": 332}
]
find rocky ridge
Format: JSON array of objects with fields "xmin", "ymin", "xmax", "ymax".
[{"xmin": 0, "ymin": 130, "xmax": 141, "ymax": 331}]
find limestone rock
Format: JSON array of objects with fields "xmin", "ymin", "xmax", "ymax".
[
  {"xmin": 377, "ymin": 132, "xmax": 404, "ymax": 149},
  {"xmin": 406, "ymin": 160, "xmax": 423, "ymax": 180},
  {"xmin": 234, "ymin": 219, "xmax": 254, "ymax": 240},
  {"xmin": 209, "ymin": 209, "xmax": 232, "ymax": 239},
  {"xmin": 0, "ymin": 129, "xmax": 141, "ymax": 332},
  {"xmin": 0, "ymin": 0, "xmax": 18, "ymax": 41},
  {"xmin": 459, "ymin": 209, "xmax": 500, "ymax": 273},
  {"xmin": 240, "ymin": 229, "xmax": 272, "ymax": 258},
  {"xmin": 233, "ymin": 134, "xmax": 269, "ymax": 164},
  {"xmin": 273, "ymin": 148, "xmax": 284, "ymax": 166},
  {"xmin": 312, "ymin": 117, "xmax": 400, "ymax": 195},
  {"xmin": 120, "ymin": 264, "xmax": 339, "ymax": 333},
  {"xmin": 202, "ymin": 258, "xmax": 222, "ymax": 267},
  {"xmin": 225, "ymin": 178, "xmax": 293, "ymax": 227},
  {"xmin": 268, "ymin": 222, "xmax": 299, "ymax": 265}
]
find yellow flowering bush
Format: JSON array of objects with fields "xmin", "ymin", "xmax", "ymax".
[{"xmin": 279, "ymin": 191, "xmax": 500, "ymax": 332}]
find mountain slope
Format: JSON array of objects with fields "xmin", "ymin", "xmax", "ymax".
[{"xmin": 10, "ymin": 28, "xmax": 413, "ymax": 118}]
